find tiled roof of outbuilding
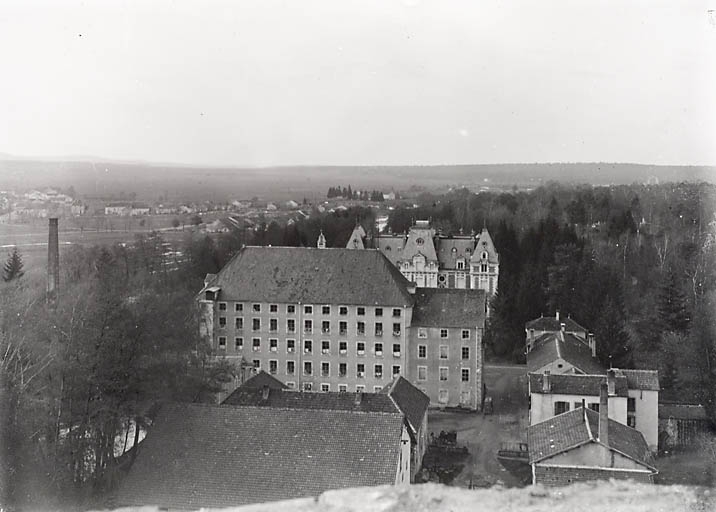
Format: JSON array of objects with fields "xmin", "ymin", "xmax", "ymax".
[
  {"xmin": 199, "ymin": 246, "xmax": 414, "ymax": 306},
  {"xmin": 528, "ymin": 407, "xmax": 654, "ymax": 469},
  {"xmin": 222, "ymin": 387, "xmax": 397, "ymax": 413},
  {"xmin": 410, "ymin": 288, "xmax": 487, "ymax": 328},
  {"xmin": 527, "ymin": 332, "xmax": 605, "ymax": 375},
  {"xmin": 114, "ymin": 403, "xmax": 404, "ymax": 510},
  {"xmin": 528, "ymin": 373, "xmax": 628, "ymax": 397},
  {"xmin": 381, "ymin": 376, "xmax": 430, "ymax": 436},
  {"xmin": 614, "ymin": 369, "xmax": 660, "ymax": 391},
  {"xmin": 239, "ymin": 370, "xmax": 288, "ymax": 390}
]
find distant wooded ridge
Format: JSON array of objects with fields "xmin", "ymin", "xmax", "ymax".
[{"xmin": 0, "ymin": 157, "xmax": 713, "ymax": 201}]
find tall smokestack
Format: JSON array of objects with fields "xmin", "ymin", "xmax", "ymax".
[{"xmin": 47, "ymin": 217, "xmax": 59, "ymax": 305}]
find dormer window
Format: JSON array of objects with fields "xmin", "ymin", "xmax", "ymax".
[
  {"xmin": 416, "ymin": 238, "xmax": 424, "ymax": 245},
  {"xmin": 385, "ymin": 246, "xmax": 391, "ymax": 251},
  {"xmin": 451, "ymin": 247, "xmax": 457, "ymax": 254},
  {"xmin": 482, "ymin": 251, "xmax": 488, "ymax": 259},
  {"xmin": 457, "ymin": 260, "xmax": 465, "ymax": 270}
]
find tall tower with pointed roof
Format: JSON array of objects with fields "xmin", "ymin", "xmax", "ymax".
[
  {"xmin": 345, "ymin": 224, "xmax": 366, "ymax": 249},
  {"xmin": 470, "ymin": 227, "xmax": 499, "ymax": 295},
  {"xmin": 317, "ymin": 231, "xmax": 326, "ymax": 249}
]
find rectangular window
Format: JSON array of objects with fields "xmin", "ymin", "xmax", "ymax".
[
  {"xmin": 287, "ymin": 319, "xmax": 296, "ymax": 333},
  {"xmin": 440, "ymin": 328, "xmax": 449, "ymax": 339},
  {"xmin": 356, "ymin": 384, "xmax": 365, "ymax": 392},
  {"xmin": 322, "ymin": 305, "xmax": 330, "ymax": 315},
  {"xmin": 304, "ymin": 361, "xmax": 312, "ymax": 375},
  {"xmin": 219, "ymin": 302, "xmax": 227, "ymax": 311},
  {"xmin": 481, "ymin": 264, "xmax": 487, "ymax": 273},
  {"xmin": 269, "ymin": 360, "xmax": 278, "ymax": 374},
  {"xmin": 374, "ymin": 342, "xmax": 383, "ymax": 356},
  {"xmin": 304, "ymin": 339, "xmax": 312, "ymax": 354},
  {"xmin": 304, "ymin": 305, "xmax": 313, "ymax": 315},
  {"xmin": 393, "ymin": 323, "xmax": 401, "ymax": 336},
  {"xmin": 321, "ymin": 362, "xmax": 330, "ymax": 377},
  {"xmin": 253, "ymin": 359, "xmax": 260, "ymax": 369},
  {"xmin": 438, "ymin": 389, "xmax": 448, "ymax": 404},
  {"xmin": 418, "ymin": 328, "xmax": 427, "ymax": 339},
  {"xmin": 461, "ymin": 368, "xmax": 470, "ymax": 382},
  {"xmin": 286, "ymin": 381, "xmax": 295, "ymax": 389},
  {"xmin": 218, "ymin": 336, "xmax": 227, "ymax": 349},
  {"xmin": 339, "ymin": 306, "xmax": 348, "ymax": 315},
  {"xmin": 235, "ymin": 303, "xmax": 243, "ymax": 312},
  {"xmin": 286, "ymin": 361, "xmax": 295, "ymax": 375},
  {"xmin": 392, "ymin": 365, "xmax": 400, "ymax": 377},
  {"xmin": 235, "ymin": 317, "xmax": 244, "ymax": 330},
  {"xmin": 418, "ymin": 345, "xmax": 427, "ymax": 358},
  {"xmin": 439, "ymin": 367, "xmax": 448, "ymax": 381},
  {"xmin": 374, "ymin": 386, "xmax": 383, "ymax": 392},
  {"xmin": 357, "ymin": 307, "xmax": 365, "ymax": 316},
  {"xmin": 322, "ymin": 321, "xmax": 330, "ymax": 334},
  {"xmin": 304, "ymin": 319, "xmax": 312, "ymax": 334},
  {"xmin": 457, "ymin": 260, "xmax": 464, "ymax": 270},
  {"xmin": 339, "ymin": 341, "xmax": 347, "ymax": 354},
  {"xmin": 375, "ymin": 322, "xmax": 383, "ymax": 336},
  {"xmin": 303, "ymin": 382, "xmax": 313, "ymax": 391},
  {"xmin": 321, "ymin": 383, "xmax": 330, "ymax": 392},
  {"xmin": 269, "ymin": 304, "xmax": 278, "ymax": 313},
  {"xmin": 339, "ymin": 321, "xmax": 348, "ymax": 335},
  {"xmin": 462, "ymin": 347, "xmax": 470, "ymax": 360},
  {"xmin": 235, "ymin": 337, "xmax": 243, "ymax": 350},
  {"xmin": 417, "ymin": 366, "xmax": 427, "ymax": 381},
  {"xmin": 392, "ymin": 308, "xmax": 401, "ymax": 317},
  {"xmin": 269, "ymin": 318, "xmax": 278, "ymax": 332},
  {"xmin": 269, "ymin": 338, "xmax": 278, "ymax": 352},
  {"xmin": 357, "ymin": 363, "xmax": 365, "ymax": 377},
  {"xmin": 219, "ymin": 317, "xmax": 227, "ymax": 327},
  {"xmin": 339, "ymin": 363, "xmax": 347, "ymax": 377},
  {"xmin": 253, "ymin": 303, "xmax": 261, "ymax": 313},
  {"xmin": 287, "ymin": 305, "xmax": 296, "ymax": 314},
  {"xmin": 554, "ymin": 401, "xmax": 570, "ymax": 415},
  {"xmin": 588, "ymin": 403, "xmax": 600, "ymax": 413},
  {"xmin": 627, "ymin": 397, "xmax": 636, "ymax": 412},
  {"xmin": 574, "ymin": 401, "xmax": 583, "ymax": 409},
  {"xmin": 439, "ymin": 345, "xmax": 449, "ymax": 359},
  {"xmin": 357, "ymin": 321, "xmax": 365, "ymax": 335},
  {"xmin": 461, "ymin": 329, "xmax": 470, "ymax": 340},
  {"xmin": 374, "ymin": 364, "xmax": 383, "ymax": 379},
  {"xmin": 375, "ymin": 307, "xmax": 383, "ymax": 317},
  {"xmin": 252, "ymin": 318, "xmax": 260, "ymax": 331},
  {"xmin": 392, "ymin": 344, "xmax": 401, "ymax": 357},
  {"xmin": 357, "ymin": 342, "xmax": 365, "ymax": 355},
  {"xmin": 286, "ymin": 339, "xmax": 295, "ymax": 353},
  {"xmin": 252, "ymin": 338, "xmax": 261, "ymax": 352},
  {"xmin": 628, "ymin": 414, "xmax": 637, "ymax": 428},
  {"xmin": 322, "ymin": 340, "xmax": 330, "ymax": 354},
  {"xmin": 338, "ymin": 384, "xmax": 348, "ymax": 392}
]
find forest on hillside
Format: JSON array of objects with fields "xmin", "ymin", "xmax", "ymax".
[{"xmin": 1, "ymin": 181, "xmax": 715, "ymax": 508}]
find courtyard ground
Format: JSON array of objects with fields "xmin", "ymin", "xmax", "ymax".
[{"xmin": 426, "ymin": 364, "xmax": 530, "ymax": 488}]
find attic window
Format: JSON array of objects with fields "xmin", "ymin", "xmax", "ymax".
[
  {"xmin": 416, "ymin": 238, "xmax": 424, "ymax": 245},
  {"xmin": 451, "ymin": 247, "xmax": 457, "ymax": 253},
  {"xmin": 385, "ymin": 246, "xmax": 391, "ymax": 251},
  {"xmin": 482, "ymin": 251, "xmax": 488, "ymax": 259}
]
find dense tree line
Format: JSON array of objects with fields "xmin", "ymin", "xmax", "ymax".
[{"xmin": 327, "ymin": 185, "xmax": 387, "ymax": 201}]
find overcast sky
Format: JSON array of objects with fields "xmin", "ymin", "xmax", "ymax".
[{"xmin": 1, "ymin": 0, "xmax": 715, "ymax": 167}]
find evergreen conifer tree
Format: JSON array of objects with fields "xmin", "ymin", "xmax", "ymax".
[
  {"xmin": 2, "ymin": 247, "xmax": 24, "ymax": 282},
  {"xmin": 657, "ymin": 267, "xmax": 690, "ymax": 333}
]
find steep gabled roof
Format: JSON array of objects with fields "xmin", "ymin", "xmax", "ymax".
[
  {"xmin": 528, "ymin": 373, "xmax": 628, "ymax": 397},
  {"xmin": 614, "ymin": 369, "xmax": 660, "ymax": 391},
  {"xmin": 199, "ymin": 246, "xmax": 414, "ymax": 307},
  {"xmin": 114, "ymin": 403, "xmax": 404, "ymax": 510},
  {"xmin": 401, "ymin": 224, "xmax": 438, "ymax": 262},
  {"xmin": 525, "ymin": 315, "xmax": 587, "ymax": 334},
  {"xmin": 527, "ymin": 332, "xmax": 605, "ymax": 375},
  {"xmin": 381, "ymin": 376, "xmax": 430, "ymax": 436},
  {"xmin": 411, "ymin": 288, "xmax": 487, "ymax": 328},
  {"xmin": 345, "ymin": 225, "xmax": 366, "ymax": 249},
  {"xmin": 470, "ymin": 228, "xmax": 499, "ymax": 264},
  {"xmin": 528, "ymin": 407, "xmax": 654, "ymax": 470},
  {"xmin": 239, "ymin": 370, "xmax": 288, "ymax": 390}
]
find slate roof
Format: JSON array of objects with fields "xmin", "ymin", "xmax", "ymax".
[
  {"xmin": 410, "ymin": 288, "xmax": 487, "ymax": 327},
  {"xmin": 528, "ymin": 407, "xmax": 655, "ymax": 469},
  {"xmin": 525, "ymin": 315, "xmax": 588, "ymax": 334},
  {"xmin": 401, "ymin": 224, "xmax": 438, "ymax": 262},
  {"xmin": 345, "ymin": 225, "xmax": 366, "ymax": 249},
  {"xmin": 659, "ymin": 403, "xmax": 710, "ymax": 421},
  {"xmin": 375, "ymin": 235, "xmax": 405, "ymax": 266},
  {"xmin": 436, "ymin": 237, "xmax": 475, "ymax": 270},
  {"xmin": 199, "ymin": 246, "xmax": 414, "ymax": 306},
  {"xmin": 114, "ymin": 403, "xmax": 404, "ymax": 510},
  {"xmin": 528, "ymin": 373, "xmax": 628, "ymax": 397},
  {"xmin": 239, "ymin": 370, "xmax": 288, "ymax": 390},
  {"xmin": 471, "ymin": 228, "xmax": 499, "ymax": 264},
  {"xmin": 381, "ymin": 376, "xmax": 430, "ymax": 436},
  {"xmin": 527, "ymin": 332, "xmax": 606, "ymax": 375},
  {"xmin": 614, "ymin": 369, "xmax": 660, "ymax": 391},
  {"xmin": 222, "ymin": 387, "xmax": 397, "ymax": 413}
]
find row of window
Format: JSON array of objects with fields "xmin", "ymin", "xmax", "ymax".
[
  {"xmin": 418, "ymin": 328, "xmax": 472, "ymax": 340},
  {"xmin": 554, "ymin": 399, "xmax": 638, "ymax": 427},
  {"xmin": 218, "ymin": 337, "xmax": 403, "ymax": 356},
  {"xmin": 416, "ymin": 366, "xmax": 471, "ymax": 382},
  {"xmin": 253, "ymin": 359, "xmax": 402, "ymax": 379},
  {"xmin": 219, "ymin": 303, "xmax": 402, "ymax": 317},
  {"xmin": 219, "ymin": 318, "xmax": 402, "ymax": 336},
  {"xmin": 419, "ymin": 344, "xmax": 471, "ymax": 360},
  {"xmin": 286, "ymin": 382, "xmax": 384, "ymax": 393}
]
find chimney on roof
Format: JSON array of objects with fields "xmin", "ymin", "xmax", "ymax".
[
  {"xmin": 261, "ymin": 385, "xmax": 270, "ymax": 401},
  {"xmin": 47, "ymin": 218, "xmax": 59, "ymax": 306},
  {"xmin": 555, "ymin": 310, "xmax": 560, "ymax": 321},
  {"xmin": 607, "ymin": 369, "xmax": 616, "ymax": 396},
  {"xmin": 588, "ymin": 333, "xmax": 596, "ymax": 357},
  {"xmin": 542, "ymin": 371, "xmax": 551, "ymax": 393},
  {"xmin": 354, "ymin": 391, "xmax": 363, "ymax": 405},
  {"xmin": 598, "ymin": 383, "xmax": 609, "ymax": 452},
  {"xmin": 560, "ymin": 322, "xmax": 565, "ymax": 333}
]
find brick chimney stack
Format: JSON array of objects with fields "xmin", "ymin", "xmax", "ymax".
[
  {"xmin": 47, "ymin": 218, "xmax": 59, "ymax": 305},
  {"xmin": 542, "ymin": 371, "xmax": 551, "ymax": 392},
  {"xmin": 598, "ymin": 383, "xmax": 609, "ymax": 448}
]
